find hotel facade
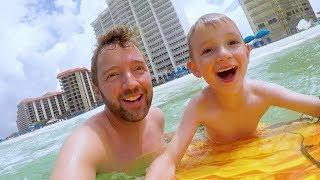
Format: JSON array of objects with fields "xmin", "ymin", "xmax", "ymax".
[
  {"xmin": 91, "ymin": 0, "xmax": 190, "ymax": 85},
  {"xmin": 16, "ymin": 92, "xmax": 68, "ymax": 133},
  {"xmin": 57, "ymin": 67, "xmax": 101, "ymax": 117},
  {"xmin": 239, "ymin": 0, "xmax": 317, "ymax": 42}
]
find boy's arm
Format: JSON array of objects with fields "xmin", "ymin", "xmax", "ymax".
[
  {"xmin": 145, "ymin": 102, "xmax": 200, "ymax": 179},
  {"xmin": 266, "ymin": 83, "xmax": 320, "ymax": 117}
]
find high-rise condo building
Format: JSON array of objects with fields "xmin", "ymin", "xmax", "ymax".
[
  {"xmin": 91, "ymin": 0, "xmax": 190, "ymax": 85},
  {"xmin": 16, "ymin": 92, "xmax": 68, "ymax": 133},
  {"xmin": 57, "ymin": 67, "xmax": 101, "ymax": 116},
  {"xmin": 239, "ymin": 0, "xmax": 317, "ymax": 42}
]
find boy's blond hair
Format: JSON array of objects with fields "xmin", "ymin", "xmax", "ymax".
[{"xmin": 187, "ymin": 13, "xmax": 241, "ymax": 59}]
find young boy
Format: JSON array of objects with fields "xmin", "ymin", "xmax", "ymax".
[{"xmin": 145, "ymin": 13, "xmax": 320, "ymax": 179}]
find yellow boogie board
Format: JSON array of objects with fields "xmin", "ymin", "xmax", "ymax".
[
  {"xmin": 176, "ymin": 119, "xmax": 320, "ymax": 179},
  {"xmin": 96, "ymin": 118, "xmax": 320, "ymax": 179}
]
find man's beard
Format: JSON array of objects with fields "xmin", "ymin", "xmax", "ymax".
[{"xmin": 100, "ymin": 88, "xmax": 152, "ymax": 122}]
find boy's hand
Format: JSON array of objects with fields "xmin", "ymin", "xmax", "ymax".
[
  {"xmin": 145, "ymin": 154, "xmax": 176, "ymax": 180},
  {"xmin": 145, "ymin": 99, "xmax": 200, "ymax": 180}
]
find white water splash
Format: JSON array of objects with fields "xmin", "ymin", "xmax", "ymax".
[{"xmin": 296, "ymin": 19, "xmax": 311, "ymax": 31}]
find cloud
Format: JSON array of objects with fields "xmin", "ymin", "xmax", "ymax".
[
  {"xmin": 224, "ymin": 0, "xmax": 240, "ymax": 13},
  {"xmin": 206, "ymin": 0, "xmax": 224, "ymax": 6},
  {"xmin": 309, "ymin": 0, "xmax": 320, "ymax": 17},
  {"xmin": 0, "ymin": 0, "xmax": 107, "ymax": 139},
  {"xmin": 173, "ymin": 0, "xmax": 253, "ymax": 36}
]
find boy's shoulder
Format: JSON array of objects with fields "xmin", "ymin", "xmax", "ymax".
[
  {"xmin": 248, "ymin": 79, "xmax": 289, "ymax": 102},
  {"xmin": 248, "ymin": 79, "xmax": 277, "ymax": 94},
  {"xmin": 190, "ymin": 86, "xmax": 210, "ymax": 102},
  {"xmin": 248, "ymin": 79, "xmax": 270, "ymax": 87},
  {"xmin": 186, "ymin": 86, "xmax": 214, "ymax": 112}
]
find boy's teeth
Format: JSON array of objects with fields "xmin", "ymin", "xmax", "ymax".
[
  {"xmin": 123, "ymin": 95, "xmax": 141, "ymax": 101},
  {"xmin": 218, "ymin": 66, "xmax": 236, "ymax": 73}
]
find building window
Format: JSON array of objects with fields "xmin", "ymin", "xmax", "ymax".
[
  {"xmin": 258, "ymin": 23, "xmax": 265, "ymax": 29},
  {"xmin": 268, "ymin": 18, "xmax": 277, "ymax": 24}
]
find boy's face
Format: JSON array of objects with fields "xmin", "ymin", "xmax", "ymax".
[{"xmin": 188, "ymin": 20, "xmax": 251, "ymax": 94}]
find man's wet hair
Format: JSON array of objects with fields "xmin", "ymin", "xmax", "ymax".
[
  {"xmin": 187, "ymin": 13, "xmax": 241, "ymax": 59},
  {"xmin": 91, "ymin": 25, "xmax": 138, "ymax": 86}
]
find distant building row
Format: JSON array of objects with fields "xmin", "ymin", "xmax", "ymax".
[
  {"xmin": 239, "ymin": 0, "xmax": 317, "ymax": 42},
  {"xmin": 17, "ymin": 68, "xmax": 102, "ymax": 134},
  {"xmin": 17, "ymin": 92, "xmax": 68, "ymax": 133},
  {"xmin": 57, "ymin": 67, "xmax": 101, "ymax": 115}
]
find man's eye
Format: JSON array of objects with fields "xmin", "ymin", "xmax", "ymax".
[
  {"xmin": 106, "ymin": 73, "xmax": 118, "ymax": 80},
  {"xmin": 202, "ymin": 48, "xmax": 213, "ymax": 55},
  {"xmin": 229, "ymin": 40, "xmax": 239, "ymax": 45}
]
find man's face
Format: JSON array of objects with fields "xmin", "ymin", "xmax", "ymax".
[
  {"xmin": 188, "ymin": 20, "xmax": 251, "ymax": 94},
  {"xmin": 96, "ymin": 44, "xmax": 153, "ymax": 122}
]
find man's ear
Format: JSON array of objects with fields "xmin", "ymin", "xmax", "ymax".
[
  {"xmin": 93, "ymin": 84, "xmax": 102, "ymax": 100},
  {"xmin": 187, "ymin": 59, "xmax": 202, "ymax": 78}
]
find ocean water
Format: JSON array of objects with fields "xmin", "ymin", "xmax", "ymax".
[{"xmin": 1, "ymin": 27, "xmax": 320, "ymax": 179}]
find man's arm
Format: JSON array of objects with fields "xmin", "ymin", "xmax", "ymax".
[
  {"xmin": 145, "ymin": 101, "xmax": 200, "ymax": 179},
  {"xmin": 51, "ymin": 126, "xmax": 105, "ymax": 180},
  {"xmin": 265, "ymin": 82, "xmax": 320, "ymax": 117}
]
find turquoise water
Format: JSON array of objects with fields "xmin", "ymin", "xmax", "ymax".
[
  {"xmin": 157, "ymin": 35, "xmax": 320, "ymax": 132},
  {"xmin": 0, "ymin": 34, "xmax": 320, "ymax": 179}
]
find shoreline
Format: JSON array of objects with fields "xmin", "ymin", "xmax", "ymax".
[{"xmin": 249, "ymin": 24, "xmax": 320, "ymax": 68}]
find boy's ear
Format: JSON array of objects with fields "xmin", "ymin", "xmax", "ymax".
[
  {"xmin": 245, "ymin": 44, "xmax": 251, "ymax": 57},
  {"xmin": 187, "ymin": 59, "xmax": 202, "ymax": 78}
]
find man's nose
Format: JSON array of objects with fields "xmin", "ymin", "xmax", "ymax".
[
  {"xmin": 121, "ymin": 72, "xmax": 139, "ymax": 90},
  {"xmin": 217, "ymin": 46, "xmax": 232, "ymax": 62}
]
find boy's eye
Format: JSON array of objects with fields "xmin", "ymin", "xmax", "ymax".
[
  {"xmin": 229, "ymin": 40, "xmax": 239, "ymax": 45},
  {"xmin": 202, "ymin": 48, "xmax": 213, "ymax": 55},
  {"xmin": 135, "ymin": 65, "xmax": 145, "ymax": 71}
]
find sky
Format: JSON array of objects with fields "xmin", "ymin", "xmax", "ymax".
[{"xmin": 0, "ymin": 0, "xmax": 319, "ymax": 139}]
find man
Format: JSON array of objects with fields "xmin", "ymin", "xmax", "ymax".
[{"xmin": 51, "ymin": 26, "xmax": 165, "ymax": 179}]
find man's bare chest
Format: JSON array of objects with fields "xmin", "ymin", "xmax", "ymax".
[{"xmin": 101, "ymin": 131, "xmax": 163, "ymax": 172}]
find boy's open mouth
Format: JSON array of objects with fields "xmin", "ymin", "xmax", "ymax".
[{"xmin": 216, "ymin": 66, "xmax": 238, "ymax": 82}]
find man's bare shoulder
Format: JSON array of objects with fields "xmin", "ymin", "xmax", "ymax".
[
  {"xmin": 147, "ymin": 106, "xmax": 164, "ymax": 126},
  {"xmin": 58, "ymin": 111, "xmax": 109, "ymax": 165},
  {"xmin": 52, "ymin": 111, "xmax": 109, "ymax": 179},
  {"xmin": 75, "ymin": 110, "xmax": 107, "ymax": 139},
  {"xmin": 148, "ymin": 106, "xmax": 163, "ymax": 117}
]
